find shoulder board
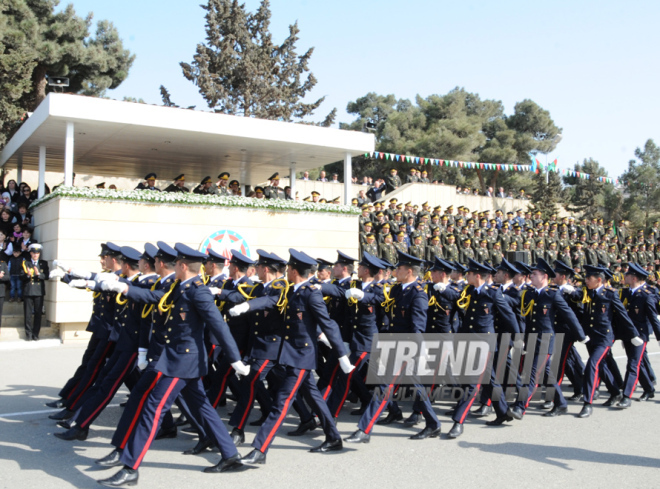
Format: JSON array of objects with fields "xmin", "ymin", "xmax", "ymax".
[
  {"xmin": 489, "ymin": 284, "xmax": 499, "ymax": 289},
  {"xmin": 300, "ymin": 286, "xmax": 307, "ymax": 290},
  {"xmin": 644, "ymin": 288, "xmax": 651, "ymax": 294},
  {"xmin": 415, "ymin": 285, "xmax": 423, "ymax": 291},
  {"xmin": 192, "ymin": 277, "xmax": 203, "ymax": 287},
  {"xmin": 605, "ymin": 286, "xmax": 615, "ymax": 292},
  {"xmin": 549, "ymin": 285, "xmax": 559, "ymax": 290},
  {"xmin": 376, "ymin": 283, "xmax": 384, "ymax": 288}
]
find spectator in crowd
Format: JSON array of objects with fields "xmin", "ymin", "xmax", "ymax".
[
  {"xmin": 0, "ymin": 208, "xmax": 13, "ymax": 237},
  {"xmin": 0, "ymin": 230, "xmax": 11, "ymax": 261},
  {"xmin": 8, "ymin": 222, "xmax": 22, "ymax": 246},
  {"xmin": 419, "ymin": 170, "xmax": 430, "ymax": 183},
  {"xmin": 518, "ymin": 188, "xmax": 528, "ymax": 200},
  {"xmin": 385, "ymin": 169, "xmax": 401, "ymax": 193},
  {"xmin": 317, "ymin": 171, "xmax": 328, "ymax": 182},
  {"xmin": 485, "ymin": 186, "xmax": 494, "ymax": 197},
  {"xmin": 193, "ymin": 176, "xmax": 214, "ymax": 194},
  {"xmin": 357, "ymin": 189, "xmax": 368, "ymax": 206},
  {"xmin": 19, "ymin": 185, "xmax": 34, "ymax": 206},
  {"xmin": 507, "ymin": 191, "xmax": 514, "ymax": 198},
  {"xmin": 405, "ymin": 168, "xmax": 418, "ymax": 184},
  {"xmin": 284, "ymin": 186, "xmax": 293, "ymax": 200},
  {"xmin": 12, "ymin": 203, "xmax": 31, "ymax": 228},
  {"xmin": 17, "ymin": 227, "xmax": 35, "ymax": 256},
  {"xmin": 135, "ymin": 173, "xmax": 160, "ymax": 191},
  {"xmin": 366, "ymin": 178, "xmax": 386, "ymax": 202},
  {"xmin": 330, "ymin": 173, "xmax": 340, "ymax": 183},
  {"xmin": 3, "ymin": 180, "xmax": 20, "ymax": 211},
  {"xmin": 456, "ymin": 186, "xmax": 463, "ymax": 194},
  {"xmin": 229, "ymin": 179, "xmax": 241, "ymax": 196},
  {"xmin": 497, "ymin": 187, "xmax": 506, "ymax": 198},
  {"xmin": 8, "ymin": 248, "xmax": 23, "ymax": 302},
  {"xmin": 163, "ymin": 174, "xmax": 189, "ymax": 193},
  {"xmin": 361, "ymin": 176, "xmax": 370, "ymax": 186},
  {"xmin": 301, "ymin": 171, "xmax": 310, "ymax": 181}
]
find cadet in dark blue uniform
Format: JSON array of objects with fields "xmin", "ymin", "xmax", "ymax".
[
  {"xmin": 235, "ymin": 249, "xmax": 354, "ymax": 464},
  {"xmin": 96, "ymin": 244, "xmax": 251, "ymax": 487},
  {"xmin": 345, "ymin": 251, "xmax": 442, "ymax": 443},
  {"xmin": 562, "ymin": 265, "xmax": 642, "ymax": 418},
  {"xmin": 323, "ymin": 252, "xmax": 385, "ymax": 419},
  {"xmin": 508, "ymin": 259, "xmax": 586, "ymax": 420},
  {"xmin": 441, "ymin": 259, "xmax": 520, "ymax": 438},
  {"xmin": 426, "ymin": 258, "xmax": 462, "ymax": 334},
  {"xmin": 616, "ymin": 263, "xmax": 660, "ymax": 407}
]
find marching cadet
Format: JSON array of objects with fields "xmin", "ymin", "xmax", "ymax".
[
  {"xmin": 507, "ymin": 259, "xmax": 586, "ymax": 420},
  {"xmin": 230, "ymin": 249, "xmax": 354, "ymax": 463},
  {"xmin": 561, "ymin": 265, "xmax": 642, "ymax": 418},
  {"xmin": 438, "ymin": 259, "xmax": 519, "ymax": 438},
  {"xmin": 616, "ymin": 263, "xmax": 660, "ymax": 407},
  {"xmin": 164, "ymin": 174, "xmax": 189, "ymax": 193},
  {"xmin": 426, "ymin": 258, "xmax": 461, "ymax": 334},
  {"xmin": 95, "ymin": 244, "xmax": 251, "ymax": 486},
  {"xmin": 345, "ymin": 251, "xmax": 442, "ymax": 443},
  {"xmin": 379, "ymin": 234, "xmax": 397, "ymax": 265},
  {"xmin": 263, "ymin": 173, "xmax": 282, "ymax": 199},
  {"xmin": 20, "ymin": 243, "xmax": 49, "ymax": 341},
  {"xmin": 324, "ymin": 252, "xmax": 385, "ymax": 419}
]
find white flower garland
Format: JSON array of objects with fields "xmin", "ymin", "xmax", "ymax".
[{"xmin": 29, "ymin": 186, "xmax": 361, "ymax": 215}]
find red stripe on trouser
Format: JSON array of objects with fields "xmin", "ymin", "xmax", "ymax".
[
  {"xmin": 120, "ymin": 372, "xmax": 163, "ymax": 449},
  {"xmin": 365, "ymin": 384, "xmax": 394, "ymax": 434},
  {"xmin": 133, "ymin": 377, "xmax": 180, "ymax": 469},
  {"xmin": 323, "ymin": 363, "xmax": 340, "ymax": 401},
  {"xmin": 237, "ymin": 360, "xmax": 270, "ymax": 430},
  {"xmin": 80, "ymin": 353, "xmax": 137, "ymax": 428},
  {"xmin": 333, "ymin": 352, "xmax": 367, "ymax": 418},
  {"xmin": 458, "ymin": 351, "xmax": 491, "ymax": 424},
  {"xmin": 212, "ymin": 366, "xmax": 234, "ymax": 408},
  {"xmin": 208, "ymin": 345, "xmax": 216, "ymax": 359},
  {"xmin": 558, "ymin": 343, "xmax": 573, "ymax": 386},
  {"xmin": 589, "ymin": 347, "xmax": 611, "ymax": 403},
  {"xmin": 525, "ymin": 354, "xmax": 551, "ymax": 408},
  {"xmin": 261, "ymin": 369, "xmax": 306, "ymax": 452},
  {"xmin": 70, "ymin": 342, "xmax": 113, "ymax": 409},
  {"xmin": 628, "ymin": 342, "xmax": 646, "ymax": 397}
]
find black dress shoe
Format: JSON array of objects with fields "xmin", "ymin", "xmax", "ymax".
[
  {"xmin": 603, "ymin": 393, "xmax": 623, "ymax": 407},
  {"xmin": 446, "ymin": 422, "xmax": 463, "ymax": 439},
  {"xmin": 49, "ymin": 409, "xmax": 73, "ymax": 421},
  {"xmin": 577, "ymin": 403, "xmax": 593, "ymax": 418},
  {"xmin": 184, "ymin": 438, "xmax": 215, "ymax": 455},
  {"xmin": 231, "ymin": 428, "xmax": 245, "ymax": 446},
  {"xmin": 57, "ymin": 419, "xmax": 73, "ymax": 429},
  {"xmin": 403, "ymin": 413, "xmax": 420, "ymax": 426},
  {"xmin": 203, "ymin": 454, "xmax": 244, "ymax": 473},
  {"xmin": 249, "ymin": 414, "xmax": 268, "ymax": 427},
  {"xmin": 470, "ymin": 404, "xmax": 493, "ymax": 417},
  {"xmin": 96, "ymin": 449, "xmax": 123, "ymax": 468},
  {"xmin": 350, "ymin": 405, "xmax": 367, "ymax": 416},
  {"xmin": 46, "ymin": 399, "xmax": 65, "ymax": 409},
  {"xmin": 344, "ymin": 430, "xmax": 370, "ymax": 443},
  {"xmin": 310, "ymin": 439, "xmax": 343, "ymax": 452},
  {"xmin": 376, "ymin": 410, "xmax": 403, "ymax": 425},
  {"xmin": 639, "ymin": 391, "xmax": 655, "ymax": 402},
  {"xmin": 568, "ymin": 393, "xmax": 583, "ymax": 402},
  {"xmin": 98, "ymin": 467, "xmax": 138, "ymax": 487},
  {"xmin": 287, "ymin": 419, "xmax": 317, "ymax": 437},
  {"xmin": 155, "ymin": 426, "xmax": 177, "ymax": 440},
  {"xmin": 540, "ymin": 401, "xmax": 554, "ymax": 410},
  {"xmin": 174, "ymin": 414, "xmax": 189, "ymax": 426},
  {"xmin": 614, "ymin": 396, "xmax": 632, "ymax": 409},
  {"xmin": 485, "ymin": 414, "xmax": 513, "ymax": 426},
  {"xmin": 543, "ymin": 406, "xmax": 568, "ymax": 417},
  {"xmin": 54, "ymin": 425, "xmax": 88, "ymax": 441},
  {"xmin": 507, "ymin": 406, "xmax": 523, "ymax": 420},
  {"xmin": 592, "ymin": 390, "xmax": 600, "ymax": 401},
  {"xmin": 241, "ymin": 449, "xmax": 266, "ymax": 465},
  {"xmin": 410, "ymin": 426, "xmax": 441, "ymax": 440}
]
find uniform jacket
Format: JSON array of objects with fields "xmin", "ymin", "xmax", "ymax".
[
  {"xmin": 20, "ymin": 258, "xmax": 49, "ymax": 296},
  {"xmin": 620, "ymin": 285, "xmax": 660, "ymax": 342}
]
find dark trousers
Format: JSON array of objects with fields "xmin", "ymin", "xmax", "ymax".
[
  {"xmin": 583, "ymin": 340, "xmax": 614, "ymax": 404},
  {"xmin": 65, "ymin": 339, "xmax": 115, "ymax": 410},
  {"xmin": 121, "ymin": 377, "xmax": 238, "ymax": 470},
  {"xmin": 206, "ymin": 354, "xmax": 242, "ymax": 408},
  {"xmin": 59, "ymin": 333, "xmax": 101, "ymax": 400},
  {"xmin": 622, "ymin": 340, "xmax": 653, "ymax": 398},
  {"xmin": 72, "ymin": 349, "xmax": 138, "ymax": 429},
  {"xmin": 228, "ymin": 358, "xmax": 273, "ymax": 430},
  {"xmin": 252, "ymin": 367, "xmax": 341, "ymax": 453},
  {"xmin": 24, "ymin": 295, "xmax": 43, "ymax": 339},
  {"xmin": 327, "ymin": 351, "xmax": 371, "ymax": 418},
  {"xmin": 558, "ymin": 342, "xmax": 585, "ymax": 396}
]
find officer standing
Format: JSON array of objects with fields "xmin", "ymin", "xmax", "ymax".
[
  {"xmin": 164, "ymin": 174, "xmax": 190, "ymax": 193},
  {"xmin": 20, "ymin": 243, "xmax": 49, "ymax": 341}
]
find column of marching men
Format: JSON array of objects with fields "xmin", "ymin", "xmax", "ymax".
[{"xmin": 45, "ymin": 240, "xmax": 660, "ymax": 487}]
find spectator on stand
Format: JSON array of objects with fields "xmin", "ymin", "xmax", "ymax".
[
  {"xmin": 497, "ymin": 187, "xmax": 506, "ymax": 198},
  {"xmin": 3, "ymin": 180, "xmax": 20, "ymax": 212},
  {"xmin": 20, "ymin": 243, "xmax": 48, "ymax": 341},
  {"xmin": 385, "ymin": 169, "xmax": 401, "ymax": 193},
  {"xmin": 301, "ymin": 171, "xmax": 310, "ymax": 181},
  {"xmin": 330, "ymin": 173, "xmax": 340, "ymax": 183},
  {"xmin": 317, "ymin": 171, "xmax": 328, "ymax": 182},
  {"xmin": 0, "ymin": 208, "xmax": 13, "ymax": 236},
  {"xmin": 17, "ymin": 227, "xmax": 35, "ymax": 257},
  {"xmin": 0, "ymin": 230, "xmax": 12, "ymax": 261},
  {"xmin": 366, "ymin": 178, "xmax": 386, "ymax": 202},
  {"xmin": 405, "ymin": 168, "xmax": 419, "ymax": 184},
  {"xmin": 8, "ymin": 248, "xmax": 23, "ymax": 302}
]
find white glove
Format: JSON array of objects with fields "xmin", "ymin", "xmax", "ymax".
[
  {"xmin": 345, "ymin": 288, "xmax": 364, "ymax": 300},
  {"xmin": 229, "ymin": 302, "xmax": 250, "ymax": 316},
  {"xmin": 579, "ymin": 335, "xmax": 590, "ymax": 344},
  {"xmin": 49, "ymin": 269, "xmax": 66, "ymax": 280},
  {"xmin": 208, "ymin": 287, "xmax": 221, "ymax": 295},
  {"xmin": 433, "ymin": 282, "xmax": 447, "ymax": 292},
  {"xmin": 631, "ymin": 336, "xmax": 644, "ymax": 347},
  {"xmin": 512, "ymin": 338, "xmax": 524, "ymax": 350},
  {"xmin": 318, "ymin": 332, "xmax": 331, "ymax": 348},
  {"xmin": 137, "ymin": 350, "xmax": 148, "ymax": 370},
  {"xmin": 52, "ymin": 260, "xmax": 69, "ymax": 272},
  {"xmin": 657, "ymin": 340, "xmax": 660, "ymax": 347},
  {"xmin": 95, "ymin": 272, "xmax": 119, "ymax": 282},
  {"xmin": 69, "ymin": 279, "xmax": 95, "ymax": 289},
  {"xmin": 338, "ymin": 355, "xmax": 355, "ymax": 374},
  {"xmin": 561, "ymin": 284, "xmax": 575, "ymax": 293},
  {"xmin": 232, "ymin": 361, "xmax": 250, "ymax": 378},
  {"xmin": 101, "ymin": 280, "xmax": 128, "ymax": 294},
  {"xmin": 69, "ymin": 268, "xmax": 92, "ymax": 280}
]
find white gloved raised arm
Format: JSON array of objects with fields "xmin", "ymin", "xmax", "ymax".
[
  {"xmin": 101, "ymin": 281, "xmax": 128, "ymax": 294},
  {"xmin": 69, "ymin": 268, "xmax": 92, "ymax": 280},
  {"xmin": 229, "ymin": 302, "xmax": 250, "ymax": 316},
  {"xmin": 208, "ymin": 287, "xmax": 221, "ymax": 296},
  {"xmin": 345, "ymin": 288, "xmax": 365, "ymax": 300},
  {"xmin": 338, "ymin": 355, "xmax": 355, "ymax": 374},
  {"xmin": 95, "ymin": 272, "xmax": 119, "ymax": 283},
  {"xmin": 68, "ymin": 279, "xmax": 96, "ymax": 289},
  {"xmin": 52, "ymin": 260, "xmax": 69, "ymax": 272},
  {"xmin": 561, "ymin": 284, "xmax": 575, "ymax": 293},
  {"xmin": 232, "ymin": 361, "xmax": 250, "ymax": 377},
  {"xmin": 49, "ymin": 269, "xmax": 66, "ymax": 280},
  {"xmin": 433, "ymin": 282, "xmax": 447, "ymax": 292}
]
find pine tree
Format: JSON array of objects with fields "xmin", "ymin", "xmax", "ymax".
[
  {"xmin": 563, "ymin": 158, "xmax": 610, "ymax": 218},
  {"xmin": 180, "ymin": 0, "xmax": 334, "ymax": 123},
  {"xmin": 530, "ymin": 169, "xmax": 562, "ymax": 219}
]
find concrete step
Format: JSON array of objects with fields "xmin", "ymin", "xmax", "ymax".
[{"xmin": 0, "ymin": 323, "xmax": 58, "ymax": 341}]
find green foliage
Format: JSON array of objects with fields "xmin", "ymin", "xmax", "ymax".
[
  {"xmin": 0, "ymin": 0, "xmax": 134, "ymax": 146},
  {"xmin": 562, "ymin": 158, "xmax": 610, "ymax": 218},
  {"xmin": 181, "ymin": 0, "xmax": 334, "ymax": 123},
  {"xmin": 621, "ymin": 139, "xmax": 660, "ymax": 229},
  {"xmin": 529, "ymin": 169, "xmax": 563, "ymax": 218}
]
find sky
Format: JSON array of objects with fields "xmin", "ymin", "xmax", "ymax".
[{"xmin": 56, "ymin": 0, "xmax": 660, "ymax": 179}]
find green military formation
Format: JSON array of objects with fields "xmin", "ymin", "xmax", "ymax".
[{"xmin": 358, "ymin": 197, "xmax": 660, "ymax": 288}]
